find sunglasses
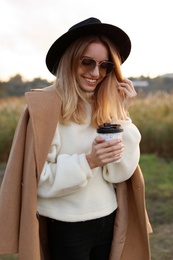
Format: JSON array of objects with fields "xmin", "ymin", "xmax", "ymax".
[{"xmin": 79, "ymin": 58, "xmax": 114, "ymax": 75}]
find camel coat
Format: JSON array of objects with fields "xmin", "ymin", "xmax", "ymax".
[{"xmin": 0, "ymin": 85, "xmax": 152, "ymax": 260}]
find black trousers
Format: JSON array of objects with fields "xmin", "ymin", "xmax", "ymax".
[{"xmin": 48, "ymin": 210, "xmax": 116, "ymax": 260}]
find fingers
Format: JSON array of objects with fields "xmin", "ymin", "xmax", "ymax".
[
  {"xmin": 93, "ymin": 136, "xmax": 122, "ymax": 148},
  {"xmin": 87, "ymin": 137, "xmax": 124, "ymax": 168},
  {"xmin": 93, "ymin": 136, "xmax": 105, "ymax": 145},
  {"xmin": 116, "ymin": 78, "xmax": 137, "ymax": 110},
  {"xmin": 96, "ymin": 140, "xmax": 124, "ymax": 158},
  {"xmin": 93, "ymin": 138, "xmax": 124, "ymax": 163},
  {"xmin": 118, "ymin": 78, "xmax": 137, "ymax": 99}
]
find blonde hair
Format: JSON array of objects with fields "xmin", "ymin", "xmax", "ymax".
[{"xmin": 55, "ymin": 35, "xmax": 128, "ymax": 127}]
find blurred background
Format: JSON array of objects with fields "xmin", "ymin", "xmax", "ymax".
[{"xmin": 0, "ymin": 0, "xmax": 173, "ymax": 259}]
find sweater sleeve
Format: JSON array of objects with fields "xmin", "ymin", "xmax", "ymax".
[
  {"xmin": 37, "ymin": 127, "xmax": 92, "ymax": 198},
  {"xmin": 103, "ymin": 119, "xmax": 141, "ymax": 183}
]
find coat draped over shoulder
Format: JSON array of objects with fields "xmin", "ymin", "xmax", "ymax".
[{"xmin": 0, "ymin": 85, "xmax": 152, "ymax": 260}]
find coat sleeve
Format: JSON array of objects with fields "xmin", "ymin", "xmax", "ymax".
[
  {"xmin": 109, "ymin": 165, "xmax": 152, "ymax": 260},
  {"xmin": 0, "ymin": 107, "xmax": 29, "ymax": 254}
]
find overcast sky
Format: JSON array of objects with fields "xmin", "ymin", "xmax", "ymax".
[{"xmin": 0, "ymin": 0, "xmax": 172, "ymax": 81}]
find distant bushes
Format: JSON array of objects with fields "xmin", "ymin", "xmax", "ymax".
[
  {"xmin": 0, "ymin": 74, "xmax": 52, "ymax": 97},
  {"xmin": 0, "ymin": 91, "xmax": 173, "ymax": 163}
]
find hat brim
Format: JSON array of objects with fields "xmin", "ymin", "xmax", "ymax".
[{"xmin": 46, "ymin": 23, "xmax": 131, "ymax": 75}]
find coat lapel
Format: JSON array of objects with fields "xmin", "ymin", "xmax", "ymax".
[{"xmin": 25, "ymin": 85, "xmax": 62, "ymax": 178}]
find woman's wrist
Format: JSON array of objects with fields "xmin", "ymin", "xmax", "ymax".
[{"xmin": 86, "ymin": 154, "xmax": 95, "ymax": 169}]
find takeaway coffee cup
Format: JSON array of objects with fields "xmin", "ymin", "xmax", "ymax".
[{"xmin": 97, "ymin": 123, "xmax": 123, "ymax": 163}]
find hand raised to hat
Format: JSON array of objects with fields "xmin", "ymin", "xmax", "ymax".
[{"xmin": 117, "ymin": 78, "xmax": 137, "ymax": 110}]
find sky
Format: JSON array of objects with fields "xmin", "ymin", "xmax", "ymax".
[{"xmin": 0, "ymin": 0, "xmax": 172, "ymax": 82}]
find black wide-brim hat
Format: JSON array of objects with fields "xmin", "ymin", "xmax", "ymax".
[{"xmin": 46, "ymin": 17, "xmax": 131, "ymax": 75}]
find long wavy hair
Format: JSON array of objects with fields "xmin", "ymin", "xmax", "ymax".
[{"xmin": 54, "ymin": 35, "xmax": 128, "ymax": 127}]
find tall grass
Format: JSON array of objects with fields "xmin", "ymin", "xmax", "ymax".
[
  {"xmin": 129, "ymin": 91, "xmax": 173, "ymax": 159},
  {"xmin": 0, "ymin": 97, "xmax": 25, "ymax": 162},
  {"xmin": 0, "ymin": 92, "xmax": 173, "ymax": 162}
]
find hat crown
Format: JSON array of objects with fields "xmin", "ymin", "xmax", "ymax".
[
  {"xmin": 46, "ymin": 17, "xmax": 131, "ymax": 75},
  {"xmin": 69, "ymin": 17, "xmax": 101, "ymax": 32}
]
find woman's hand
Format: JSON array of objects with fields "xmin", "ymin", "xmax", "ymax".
[
  {"xmin": 86, "ymin": 136, "xmax": 124, "ymax": 169},
  {"xmin": 117, "ymin": 78, "xmax": 137, "ymax": 110}
]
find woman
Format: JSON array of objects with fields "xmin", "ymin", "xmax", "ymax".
[{"xmin": 0, "ymin": 17, "xmax": 152, "ymax": 260}]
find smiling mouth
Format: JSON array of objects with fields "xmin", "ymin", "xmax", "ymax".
[{"xmin": 85, "ymin": 78, "xmax": 97, "ymax": 84}]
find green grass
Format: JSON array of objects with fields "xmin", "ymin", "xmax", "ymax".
[
  {"xmin": 140, "ymin": 154, "xmax": 173, "ymax": 260},
  {"xmin": 0, "ymin": 154, "xmax": 173, "ymax": 259},
  {"xmin": 150, "ymin": 223, "xmax": 173, "ymax": 260},
  {"xmin": 140, "ymin": 154, "xmax": 173, "ymax": 225},
  {"xmin": 0, "ymin": 256, "xmax": 17, "ymax": 260}
]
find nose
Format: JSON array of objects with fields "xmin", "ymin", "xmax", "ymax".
[{"xmin": 90, "ymin": 64, "xmax": 100, "ymax": 76}]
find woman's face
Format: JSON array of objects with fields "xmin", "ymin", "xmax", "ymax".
[{"xmin": 76, "ymin": 41, "xmax": 109, "ymax": 92}]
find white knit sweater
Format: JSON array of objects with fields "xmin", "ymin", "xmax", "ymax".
[{"xmin": 37, "ymin": 105, "xmax": 141, "ymax": 222}]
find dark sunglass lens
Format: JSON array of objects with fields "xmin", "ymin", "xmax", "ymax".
[
  {"xmin": 100, "ymin": 61, "xmax": 108, "ymax": 69},
  {"xmin": 81, "ymin": 59, "xmax": 113, "ymax": 75},
  {"xmin": 100, "ymin": 62, "xmax": 114, "ymax": 75},
  {"xmin": 81, "ymin": 58, "xmax": 95, "ymax": 68},
  {"xmin": 106, "ymin": 63, "xmax": 114, "ymax": 74}
]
